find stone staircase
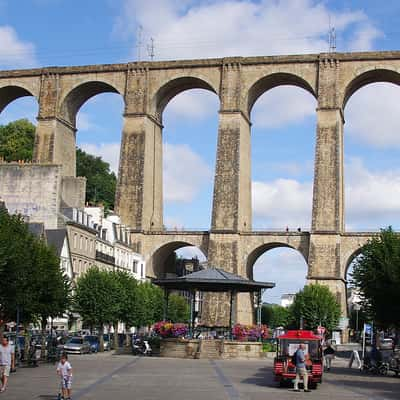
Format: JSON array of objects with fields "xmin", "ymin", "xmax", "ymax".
[{"xmin": 197, "ymin": 340, "xmax": 222, "ymax": 359}]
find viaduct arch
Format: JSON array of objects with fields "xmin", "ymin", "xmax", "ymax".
[{"xmin": 1, "ymin": 51, "xmax": 398, "ymax": 325}]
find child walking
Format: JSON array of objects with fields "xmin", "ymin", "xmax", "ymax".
[{"xmin": 57, "ymin": 352, "xmax": 73, "ymax": 400}]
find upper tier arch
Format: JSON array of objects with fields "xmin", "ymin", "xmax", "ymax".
[
  {"xmin": 247, "ymin": 72, "xmax": 317, "ymax": 115},
  {"xmin": 152, "ymin": 76, "xmax": 219, "ymax": 120},
  {"xmin": 0, "ymin": 85, "xmax": 37, "ymax": 113},
  {"xmin": 59, "ymin": 80, "xmax": 122, "ymax": 126},
  {"xmin": 343, "ymin": 68, "xmax": 400, "ymax": 109}
]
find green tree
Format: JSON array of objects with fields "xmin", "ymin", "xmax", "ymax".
[
  {"xmin": 74, "ymin": 267, "xmax": 120, "ymax": 351},
  {"xmin": 261, "ymin": 304, "xmax": 292, "ymax": 328},
  {"xmin": 0, "ymin": 206, "xmax": 70, "ymax": 341},
  {"xmin": 0, "ymin": 119, "xmax": 117, "ymax": 211},
  {"xmin": 31, "ymin": 239, "xmax": 71, "ymax": 356},
  {"xmin": 0, "ymin": 119, "xmax": 35, "ymax": 162},
  {"xmin": 76, "ymin": 148, "xmax": 117, "ymax": 210},
  {"xmin": 133, "ymin": 282, "xmax": 164, "ymax": 328},
  {"xmin": 0, "ymin": 207, "xmax": 38, "ymax": 330},
  {"xmin": 167, "ymin": 294, "xmax": 190, "ymax": 323},
  {"xmin": 112, "ymin": 271, "xmax": 138, "ymax": 348},
  {"xmin": 291, "ymin": 284, "xmax": 341, "ymax": 332},
  {"xmin": 351, "ymin": 227, "xmax": 400, "ymax": 328}
]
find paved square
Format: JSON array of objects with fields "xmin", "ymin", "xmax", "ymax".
[{"xmin": 3, "ymin": 353, "xmax": 400, "ymax": 400}]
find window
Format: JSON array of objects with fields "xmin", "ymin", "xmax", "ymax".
[
  {"xmin": 80, "ymin": 235, "xmax": 83, "ymax": 249},
  {"xmin": 73, "ymin": 233, "xmax": 77, "ymax": 248},
  {"xmin": 141, "ymin": 264, "xmax": 144, "ymax": 278},
  {"xmin": 133, "ymin": 260, "xmax": 138, "ymax": 273}
]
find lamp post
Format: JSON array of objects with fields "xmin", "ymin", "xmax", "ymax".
[
  {"xmin": 15, "ymin": 305, "xmax": 20, "ymax": 367},
  {"xmin": 354, "ymin": 303, "xmax": 361, "ymax": 333}
]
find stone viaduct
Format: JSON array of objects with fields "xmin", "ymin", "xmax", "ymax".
[{"xmin": 1, "ymin": 51, "xmax": 398, "ymax": 324}]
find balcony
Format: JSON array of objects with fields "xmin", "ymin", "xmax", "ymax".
[{"xmin": 95, "ymin": 250, "xmax": 115, "ymax": 266}]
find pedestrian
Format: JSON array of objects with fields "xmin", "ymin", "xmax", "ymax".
[
  {"xmin": 323, "ymin": 342, "xmax": 335, "ymax": 371},
  {"xmin": 57, "ymin": 352, "xmax": 73, "ymax": 400},
  {"xmin": 0, "ymin": 336, "xmax": 15, "ymax": 393},
  {"xmin": 293, "ymin": 343, "xmax": 311, "ymax": 392}
]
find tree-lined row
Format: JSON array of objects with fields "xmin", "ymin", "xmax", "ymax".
[
  {"xmin": 0, "ymin": 207, "xmax": 189, "ymax": 349},
  {"xmin": 0, "ymin": 207, "xmax": 70, "ymax": 334},
  {"xmin": 74, "ymin": 267, "xmax": 189, "ymax": 350}
]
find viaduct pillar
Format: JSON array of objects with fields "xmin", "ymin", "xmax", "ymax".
[
  {"xmin": 115, "ymin": 68, "xmax": 163, "ymax": 231},
  {"xmin": 33, "ymin": 74, "xmax": 77, "ymax": 177},
  {"xmin": 203, "ymin": 63, "xmax": 253, "ymax": 326},
  {"xmin": 308, "ymin": 57, "xmax": 347, "ymax": 315}
]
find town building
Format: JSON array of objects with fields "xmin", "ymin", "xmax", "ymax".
[
  {"xmin": 62, "ymin": 208, "xmax": 98, "ymax": 280},
  {"xmin": 280, "ymin": 293, "xmax": 296, "ymax": 308},
  {"xmin": 85, "ymin": 206, "xmax": 146, "ymax": 281}
]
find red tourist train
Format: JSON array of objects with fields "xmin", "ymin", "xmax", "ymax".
[{"xmin": 273, "ymin": 330, "xmax": 323, "ymax": 389}]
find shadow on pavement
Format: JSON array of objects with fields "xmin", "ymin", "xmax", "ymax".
[
  {"xmin": 241, "ymin": 363, "xmax": 400, "ymax": 399},
  {"xmin": 241, "ymin": 366, "xmax": 279, "ymax": 388},
  {"xmin": 323, "ymin": 366, "xmax": 400, "ymax": 400}
]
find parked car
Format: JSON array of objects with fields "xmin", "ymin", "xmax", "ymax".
[
  {"xmin": 62, "ymin": 337, "xmax": 91, "ymax": 354},
  {"xmin": 84, "ymin": 335, "xmax": 100, "ymax": 353}
]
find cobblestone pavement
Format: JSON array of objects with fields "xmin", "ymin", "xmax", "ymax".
[{"xmin": 3, "ymin": 353, "xmax": 400, "ymax": 400}]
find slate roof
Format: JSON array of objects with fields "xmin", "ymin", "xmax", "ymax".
[
  {"xmin": 153, "ymin": 267, "xmax": 275, "ymax": 292},
  {"xmin": 45, "ymin": 229, "xmax": 67, "ymax": 257},
  {"xmin": 28, "ymin": 222, "xmax": 45, "ymax": 238}
]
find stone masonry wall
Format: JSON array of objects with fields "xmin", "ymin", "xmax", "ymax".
[{"xmin": 0, "ymin": 163, "xmax": 62, "ymax": 229}]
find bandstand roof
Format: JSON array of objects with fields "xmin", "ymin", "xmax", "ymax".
[{"xmin": 152, "ymin": 267, "xmax": 275, "ymax": 292}]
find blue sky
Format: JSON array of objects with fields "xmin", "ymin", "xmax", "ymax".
[{"xmin": 0, "ymin": 0, "xmax": 400, "ymax": 302}]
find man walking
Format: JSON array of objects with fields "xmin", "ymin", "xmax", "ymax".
[
  {"xmin": 293, "ymin": 343, "xmax": 311, "ymax": 392},
  {"xmin": 0, "ymin": 336, "xmax": 15, "ymax": 393},
  {"xmin": 323, "ymin": 342, "xmax": 335, "ymax": 371}
]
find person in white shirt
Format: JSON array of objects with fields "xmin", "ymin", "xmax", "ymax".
[
  {"xmin": 56, "ymin": 352, "xmax": 73, "ymax": 400},
  {"xmin": 0, "ymin": 336, "xmax": 15, "ymax": 393}
]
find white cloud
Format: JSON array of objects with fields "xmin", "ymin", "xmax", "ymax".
[
  {"xmin": 252, "ymin": 86, "xmax": 316, "ymax": 127},
  {"xmin": 348, "ymin": 24, "xmax": 384, "ymax": 52},
  {"xmin": 252, "ymin": 157, "xmax": 400, "ymax": 231},
  {"xmin": 79, "ymin": 142, "xmax": 121, "ymax": 173},
  {"xmin": 79, "ymin": 141, "xmax": 212, "ymax": 204},
  {"xmin": 253, "ymin": 248, "xmax": 308, "ymax": 303},
  {"xmin": 252, "ymin": 178, "xmax": 313, "ymax": 229},
  {"xmin": 345, "ymin": 158, "xmax": 400, "ymax": 230},
  {"xmin": 117, "ymin": 0, "xmax": 380, "ymax": 60},
  {"xmin": 164, "ymin": 142, "xmax": 212, "ymax": 202},
  {"xmin": 346, "ymin": 83, "xmax": 400, "ymax": 148},
  {"xmin": 77, "ymin": 112, "xmax": 97, "ymax": 132},
  {"xmin": 0, "ymin": 26, "xmax": 37, "ymax": 68},
  {"xmin": 164, "ymin": 89, "xmax": 218, "ymax": 121}
]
